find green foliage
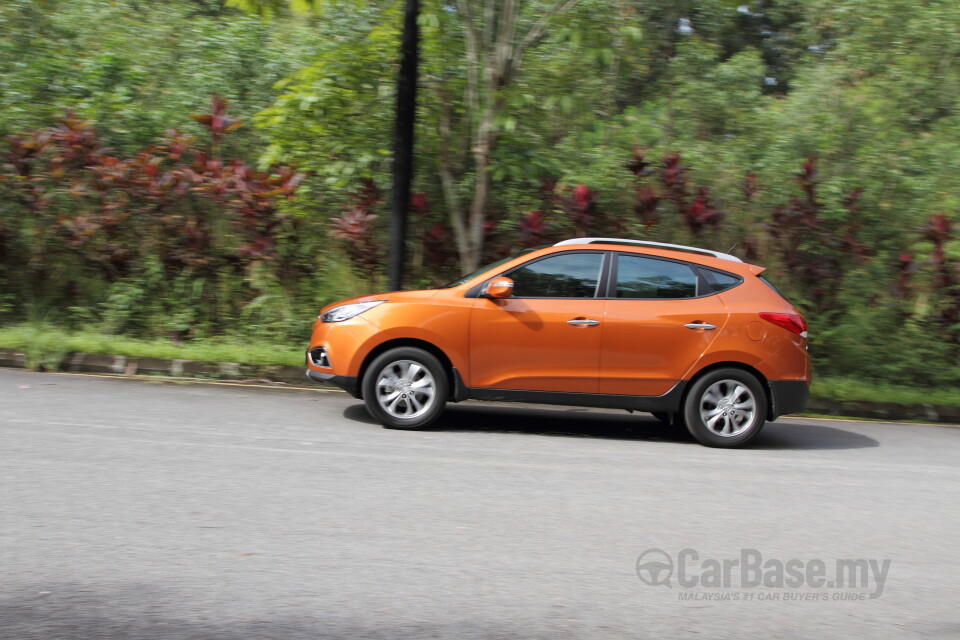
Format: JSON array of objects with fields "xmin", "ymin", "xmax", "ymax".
[
  {"xmin": 2, "ymin": 0, "xmax": 959, "ymax": 390},
  {"xmin": 811, "ymin": 377, "xmax": 960, "ymax": 408},
  {"xmin": 0, "ymin": 323, "xmax": 304, "ymax": 367},
  {"xmin": 0, "ymin": 0, "xmax": 323, "ymax": 152},
  {"xmin": 0, "ymin": 100, "xmax": 323, "ymax": 343},
  {"xmin": 255, "ymin": 3, "xmax": 397, "ymax": 186}
]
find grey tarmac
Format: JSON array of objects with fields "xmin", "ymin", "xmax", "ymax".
[{"xmin": 1, "ymin": 369, "xmax": 958, "ymax": 639}]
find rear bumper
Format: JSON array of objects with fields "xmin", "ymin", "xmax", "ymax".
[
  {"xmin": 768, "ymin": 380, "xmax": 809, "ymax": 419},
  {"xmin": 306, "ymin": 369, "xmax": 361, "ymax": 398}
]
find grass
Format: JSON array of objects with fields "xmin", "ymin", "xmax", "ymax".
[
  {"xmin": 1, "ymin": 323, "xmax": 958, "ymax": 408},
  {"xmin": 0, "ymin": 324, "xmax": 304, "ymax": 369},
  {"xmin": 810, "ymin": 377, "xmax": 960, "ymax": 407}
]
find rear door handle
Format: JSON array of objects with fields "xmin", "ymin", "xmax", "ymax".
[
  {"xmin": 684, "ymin": 322, "xmax": 716, "ymax": 330},
  {"xmin": 567, "ymin": 318, "xmax": 600, "ymax": 327}
]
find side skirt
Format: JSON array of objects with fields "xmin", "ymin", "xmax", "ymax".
[{"xmin": 456, "ymin": 381, "xmax": 688, "ymax": 413}]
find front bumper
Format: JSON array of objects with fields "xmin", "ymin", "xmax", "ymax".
[{"xmin": 306, "ymin": 369, "xmax": 361, "ymax": 398}]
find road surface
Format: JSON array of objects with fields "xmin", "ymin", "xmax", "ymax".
[{"xmin": 1, "ymin": 369, "xmax": 958, "ymax": 639}]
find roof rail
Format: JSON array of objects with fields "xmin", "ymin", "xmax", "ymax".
[{"xmin": 553, "ymin": 238, "xmax": 743, "ymax": 263}]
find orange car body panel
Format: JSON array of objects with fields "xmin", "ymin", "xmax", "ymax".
[
  {"xmin": 312, "ymin": 289, "xmax": 475, "ymax": 378},
  {"xmin": 308, "ymin": 242, "xmax": 809, "ymax": 409},
  {"xmin": 469, "ymin": 297, "xmax": 604, "ymax": 392},
  {"xmin": 599, "ymin": 295, "xmax": 730, "ymax": 396}
]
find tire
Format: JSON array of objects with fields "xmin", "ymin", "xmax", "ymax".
[
  {"xmin": 362, "ymin": 347, "xmax": 449, "ymax": 430},
  {"xmin": 682, "ymin": 368, "xmax": 767, "ymax": 448}
]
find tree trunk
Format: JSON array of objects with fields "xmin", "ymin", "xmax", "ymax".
[
  {"xmin": 436, "ymin": 89, "xmax": 472, "ymax": 270},
  {"xmin": 443, "ymin": 0, "xmax": 581, "ymax": 273}
]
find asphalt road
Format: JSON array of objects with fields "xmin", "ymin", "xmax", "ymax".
[{"xmin": 1, "ymin": 369, "xmax": 958, "ymax": 639}]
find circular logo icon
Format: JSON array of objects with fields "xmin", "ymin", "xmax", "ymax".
[{"xmin": 636, "ymin": 549, "xmax": 674, "ymax": 588}]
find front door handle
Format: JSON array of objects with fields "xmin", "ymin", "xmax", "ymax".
[
  {"xmin": 567, "ymin": 318, "xmax": 600, "ymax": 327},
  {"xmin": 684, "ymin": 322, "xmax": 716, "ymax": 330}
]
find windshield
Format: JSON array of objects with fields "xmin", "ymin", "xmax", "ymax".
[{"xmin": 436, "ymin": 248, "xmax": 542, "ymax": 288}]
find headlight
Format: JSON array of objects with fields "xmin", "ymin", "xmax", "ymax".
[{"xmin": 320, "ymin": 300, "xmax": 386, "ymax": 323}]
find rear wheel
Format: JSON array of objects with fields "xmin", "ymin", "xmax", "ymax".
[
  {"xmin": 362, "ymin": 347, "xmax": 448, "ymax": 430},
  {"xmin": 683, "ymin": 368, "xmax": 766, "ymax": 448}
]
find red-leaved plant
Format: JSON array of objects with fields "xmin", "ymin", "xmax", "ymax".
[
  {"xmin": 766, "ymin": 158, "xmax": 868, "ymax": 310},
  {"xmin": 923, "ymin": 212, "xmax": 960, "ymax": 333},
  {"xmin": 329, "ymin": 178, "xmax": 382, "ymax": 274},
  {"xmin": 626, "ymin": 149, "xmax": 723, "ymax": 234},
  {"xmin": 0, "ymin": 98, "xmax": 304, "ymax": 335}
]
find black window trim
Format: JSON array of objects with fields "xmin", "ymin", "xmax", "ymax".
[
  {"xmin": 466, "ymin": 250, "xmax": 610, "ymax": 299},
  {"xmin": 465, "ymin": 249, "xmax": 744, "ymax": 300},
  {"xmin": 696, "ymin": 265, "xmax": 745, "ymax": 296},
  {"xmin": 607, "ymin": 252, "xmax": 744, "ymax": 301}
]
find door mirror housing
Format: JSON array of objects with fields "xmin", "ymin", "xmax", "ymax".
[{"xmin": 484, "ymin": 277, "xmax": 514, "ymax": 299}]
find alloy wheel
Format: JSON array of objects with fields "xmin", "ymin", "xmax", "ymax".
[
  {"xmin": 374, "ymin": 359, "xmax": 437, "ymax": 419},
  {"xmin": 698, "ymin": 379, "xmax": 758, "ymax": 437}
]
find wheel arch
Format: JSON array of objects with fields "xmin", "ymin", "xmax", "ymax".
[
  {"xmin": 683, "ymin": 361, "xmax": 776, "ymax": 421},
  {"xmin": 357, "ymin": 338, "xmax": 458, "ymax": 401}
]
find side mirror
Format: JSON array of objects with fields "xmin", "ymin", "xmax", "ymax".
[{"xmin": 484, "ymin": 277, "xmax": 514, "ymax": 299}]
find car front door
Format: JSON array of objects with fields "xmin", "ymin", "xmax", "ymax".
[
  {"xmin": 468, "ymin": 251, "xmax": 606, "ymax": 393},
  {"xmin": 600, "ymin": 253, "xmax": 729, "ymax": 397}
]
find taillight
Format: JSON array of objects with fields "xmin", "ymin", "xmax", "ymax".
[{"xmin": 759, "ymin": 312, "xmax": 808, "ymax": 337}]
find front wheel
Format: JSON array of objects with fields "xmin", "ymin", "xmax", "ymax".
[
  {"xmin": 683, "ymin": 369, "xmax": 767, "ymax": 448},
  {"xmin": 362, "ymin": 347, "xmax": 448, "ymax": 430}
]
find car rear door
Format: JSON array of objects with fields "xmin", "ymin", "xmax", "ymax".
[{"xmin": 599, "ymin": 253, "xmax": 729, "ymax": 397}]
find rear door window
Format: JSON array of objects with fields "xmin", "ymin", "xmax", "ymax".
[{"xmin": 615, "ymin": 254, "xmax": 698, "ymax": 299}]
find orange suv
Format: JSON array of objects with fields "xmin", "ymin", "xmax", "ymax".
[{"xmin": 307, "ymin": 238, "xmax": 809, "ymax": 447}]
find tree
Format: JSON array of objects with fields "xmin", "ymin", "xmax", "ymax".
[
  {"xmin": 242, "ymin": 0, "xmax": 600, "ymax": 272},
  {"xmin": 441, "ymin": 0, "xmax": 583, "ymax": 271}
]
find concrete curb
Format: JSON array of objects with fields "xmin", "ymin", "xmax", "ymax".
[
  {"xmin": 0, "ymin": 347, "xmax": 319, "ymax": 388},
  {"xmin": 1, "ymin": 347, "xmax": 957, "ymax": 424},
  {"xmin": 802, "ymin": 397, "xmax": 960, "ymax": 424},
  {"xmin": 0, "ymin": 348, "xmax": 26, "ymax": 369}
]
